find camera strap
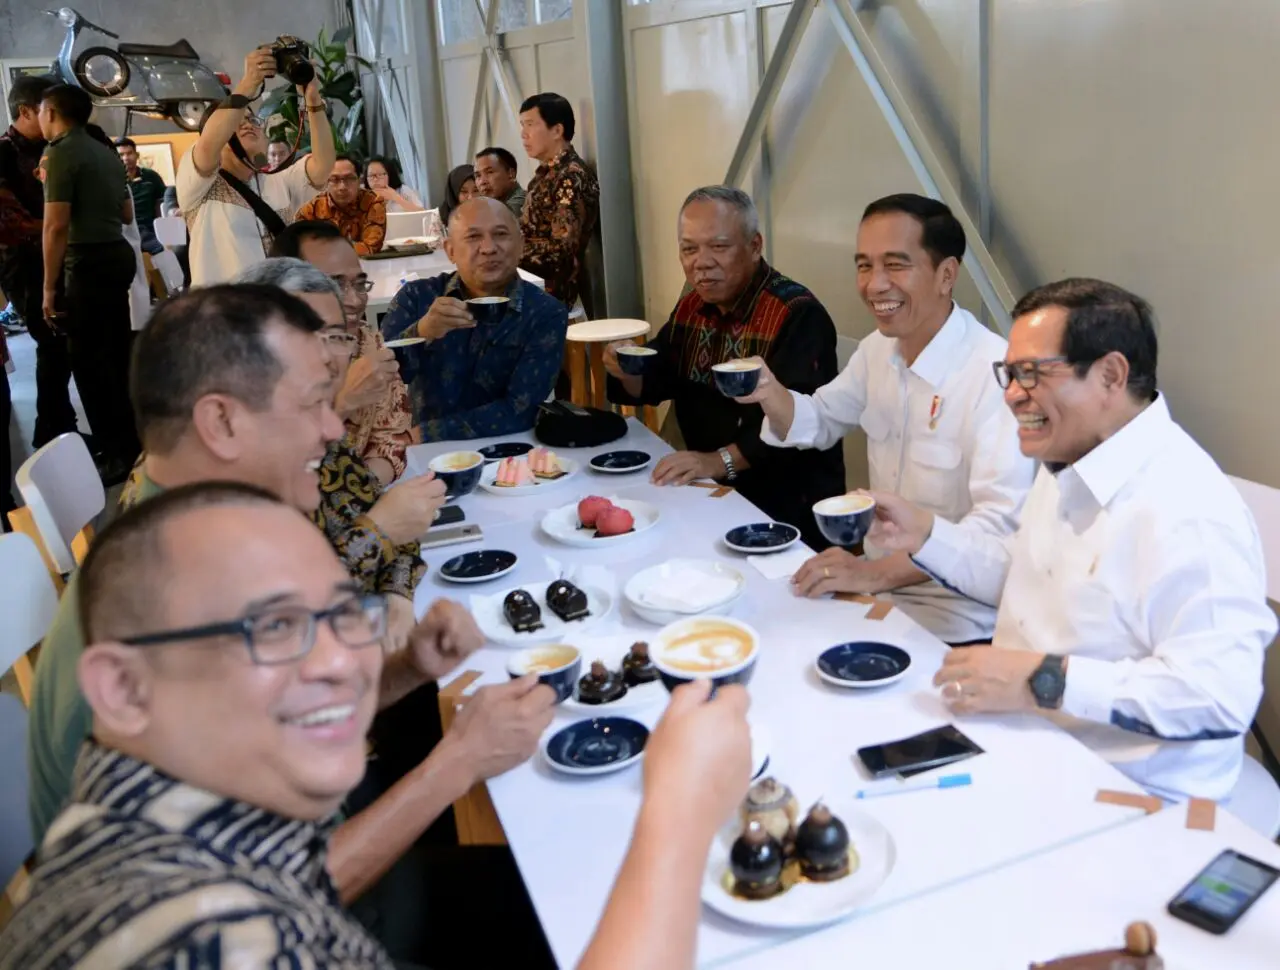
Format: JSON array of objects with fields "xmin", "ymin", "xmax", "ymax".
[{"xmin": 218, "ymin": 168, "xmax": 286, "ymax": 240}]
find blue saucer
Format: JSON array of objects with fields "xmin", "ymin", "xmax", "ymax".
[
  {"xmin": 724, "ymin": 522, "xmax": 801, "ymax": 554},
  {"xmin": 590, "ymin": 450, "xmax": 652, "ymax": 474},
  {"xmin": 439, "ymin": 549, "xmax": 518, "ymax": 583},
  {"xmin": 478, "ymin": 441, "xmax": 534, "ymax": 462},
  {"xmin": 543, "ymin": 717, "xmax": 649, "ymax": 776},
  {"xmin": 816, "ymin": 642, "xmax": 911, "ymax": 688}
]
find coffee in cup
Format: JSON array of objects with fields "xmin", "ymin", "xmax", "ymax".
[
  {"xmin": 616, "ymin": 345, "xmax": 658, "ymax": 376},
  {"xmin": 428, "ymin": 450, "xmax": 485, "ymax": 498},
  {"xmin": 812, "ymin": 493, "xmax": 876, "ymax": 548},
  {"xmin": 467, "ymin": 296, "xmax": 511, "ymax": 325},
  {"xmin": 712, "ymin": 359, "xmax": 763, "ymax": 397},
  {"xmin": 507, "ymin": 644, "xmax": 582, "ymax": 703},
  {"xmin": 651, "ymin": 615, "xmax": 759, "ymax": 693}
]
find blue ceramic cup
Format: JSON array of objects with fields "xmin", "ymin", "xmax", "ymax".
[
  {"xmin": 812, "ymin": 493, "xmax": 877, "ymax": 548},
  {"xmin": 651, "ymin": 616, "xmax": 759, "ymax": 694},
  {"xmin": 616, "ymin": 345, "xmax": 657, "ymax": 376},
  {"xmin": 712, "ymin": 359, "xmax": 763, "ymax": 397},
  {"xmin": 507, "ymin": 645, "xmax": 582, "ymax": 704},
  {"xmin": 428, "ymin": 450, "xmax": 485, "ymax": 499},
  {"xmin": 384, "ymin": 336, "xmax": 426, "ymax": 374}
]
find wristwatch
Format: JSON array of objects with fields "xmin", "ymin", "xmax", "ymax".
[
  {"xmin": 718, "ymin": 448, "xmax": 737, "ymax": 482},
  {"xmin": 1027, "ymin": 654, "xmax": 1067, "ymax": 710}
]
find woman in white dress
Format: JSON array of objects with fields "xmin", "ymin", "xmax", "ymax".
[{"xmin": 363, "ymin": 155, "xmax": 423, "ymax": 213}]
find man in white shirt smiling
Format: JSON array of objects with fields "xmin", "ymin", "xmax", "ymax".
[
  {"xmin": 738, "ymin": 194, "xmax": 1034, "ymax": 644},
  {"xmin": 870, "ymin": 277, "xmax": 1275, "ymax": 801}
]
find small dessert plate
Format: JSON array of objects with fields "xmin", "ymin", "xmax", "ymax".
[
  {"xmin": 541, "ymin": 499, "xmax": 661, "ymax": 547},
  {"xmin": 478, "ymin": 441, "xmax": 534, "ymax": 462},
  {"xmin": 473, "ymin": 582, "xmax": 614, "ymax": 646},
  {"xmin": 724, "ymin": 522, "xmax": 801, "ymax": 554},
  {"xmin": 562, "ymin": 635, "xmax": 668, "ymax": 714},
  {"xmin": 816, "ymin": 642, "xmax": 912, "ymax": 688},
  {"xmin": 543, "ymin": 717, "xmax": 649, "ymax": 776},
  {"xmin": 439, "ymin": 550, "xmax": 518, "ymax": 584},
  {"xmin": 480, "ymin": 456, "xmax": 580, "ymax": 495},
  {"xmin": 590, "ymin": 450, "xmax": 652, "ymax": 474}
]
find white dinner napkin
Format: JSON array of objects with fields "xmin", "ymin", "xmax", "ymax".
[
  {"xmin": 746, "ymin": 546, "xmax": 811, "ymax": 581},
  {"xmin": 638, "ymin": 565, "xmax": 740, "ymax": 612}
]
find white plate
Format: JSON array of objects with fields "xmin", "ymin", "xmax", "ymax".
[
  {"xmin": 541, "ymin": 499, "xmax": 661, "ymax": 547},
  {"xmin": 384, "ymin": 236, "xmax": 429, "ymax": 248},
  {"xmin": 474, "ymin": 581, "xmax": 614, "ymax": 646},
  {"xmin": 565, "ymin": 318, "xmax": 651, "ymax": 342},
  {"xmin": 479, "ymin": 457, "xmax": 580, "ymax": 496},
  {"xmin": 624, "ymin": 559, "xmax": 745, "ymax": 625},
  {"xmin": 562, "ymin": 634, "xmax": 668, "ymax": 714},
  {"xmin": 702, "ymin": 796, "xmax": 897, "ymax": 929}
]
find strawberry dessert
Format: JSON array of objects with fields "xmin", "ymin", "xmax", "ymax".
[
  {"xmin": 493, "ymin": 456, "xmax": 536, "ymax": 487},
  {"xmin": 528, "ymin": 447, "xmax": 565, "ymax": 479},
  {"xmin": 595, "ymin": 506, "xmax": 635, "ymax": 537},
  {"xmin": 578, "ymin": 496, "xmax": 613, "ymax": 528}
]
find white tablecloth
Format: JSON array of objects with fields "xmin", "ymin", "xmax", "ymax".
[{"xmin": 403, "ymin": 422, "xmax": 1275, "ymax": 969}]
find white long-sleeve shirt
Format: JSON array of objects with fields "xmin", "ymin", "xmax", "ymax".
[
  {"xmin": 916, "ymin": 394, "xmax": 1275, "ymax": 800},
  {"xmin": 761, "ymin": 303, "xmax": 1034, "ymax": 643}
]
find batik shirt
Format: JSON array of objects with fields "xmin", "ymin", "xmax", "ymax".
[
  {"xmin": 346, "ymin": 325, "xmax": 417, "ymax": 479},
  {"xmin": 1, "ymin": 743, "xmax": 394, "ymax": 969},
  {"xmin": 296, "ymin": 187, "xmax": 387, "ymax": 255},
  {"xmin": 379, "ymin": 272, "xmax": 568, "ymax": 442},
  {"xmin": 519, "ymin": 145, "xmax": 598, "ymax": 308}
]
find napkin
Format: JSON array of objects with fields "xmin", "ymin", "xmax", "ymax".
[
  {"xmin": 746, "ymin": 546, "xmax": 811, "ymax": 581},
  {"xmin": 637, "ymin": 565, "xmax": 740, "ymax": 612}
]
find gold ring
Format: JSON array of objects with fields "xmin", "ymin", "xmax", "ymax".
[{"xmin": 823, "ymin": 566, "xmax": 831, "ymax": 579}]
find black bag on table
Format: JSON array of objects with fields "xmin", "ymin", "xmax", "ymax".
[{"xmin": 534, "ymin": 400, "xmax": 626, "ymax": 448}]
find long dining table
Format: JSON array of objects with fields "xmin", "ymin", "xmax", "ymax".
[{"xmin": 404, "ymin": 420, "xmax": 1280, "ymax": 969}]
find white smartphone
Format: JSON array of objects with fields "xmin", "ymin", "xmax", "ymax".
[{"xmin": 420, "ymin": 524, "xmax": 483, "ymax": 550}]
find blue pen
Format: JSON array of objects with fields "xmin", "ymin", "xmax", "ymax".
[{"xmin": 856, "ymin": 773, "xmax": 972, "ymax": 799}]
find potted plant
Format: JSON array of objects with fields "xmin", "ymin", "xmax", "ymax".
[{"xmin": 260, "ymin": 25, "xmax": 371, "ymax": 158}]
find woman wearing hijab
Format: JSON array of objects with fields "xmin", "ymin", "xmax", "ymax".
[{"xmin": 438, "ymin": 163, "xmax": 476, "ymax": 227}]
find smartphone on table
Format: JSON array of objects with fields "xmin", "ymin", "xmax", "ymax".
[
  {"xmin": 1166, "ymin": 849, "xmax": 1279, "ymax": 934},
  {"xmin": 856, "ymin": 724, "xmax": 984, "ymax": 779},
  {"xmin": 420, "ymin": 524, "xmax": 483, "ymax": 551}
]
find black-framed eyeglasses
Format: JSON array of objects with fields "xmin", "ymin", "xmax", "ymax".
[
  {"xmin": 992, "ymin": 356, "xmax": 1071, "ymax": 390},
  {"xmin": 331, "ymin": 276, "xmax": 375, "ymax": 294},
  {"xmin": 119, "ymin": 593, "xmax": 388, "ymax": 666}
]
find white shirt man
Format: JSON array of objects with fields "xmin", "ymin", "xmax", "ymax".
[
  {"xmin": 744, "ymin": 195, "xmax": 1033, "ymax": 644},
  {"xmin": 871, "ymin": 278, "xmax": 1275, "ymax": 801}
]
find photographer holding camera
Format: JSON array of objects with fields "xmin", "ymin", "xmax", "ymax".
[{"xmin": 177, "ymin": 43, "xmax": 335, "ymax": 285}]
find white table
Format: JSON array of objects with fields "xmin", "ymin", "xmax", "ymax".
[
  {"xmin": 404, "ymin": 422, "xmax": 1268, "ymax": 969},
  {"xmin": 361, "ymin": 251, "xmax": 545, "ymax": 322}
]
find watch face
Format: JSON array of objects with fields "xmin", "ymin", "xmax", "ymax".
[{"xmin": 1031, "ymin": 665, "xmax": 1065, "ymax": 707}]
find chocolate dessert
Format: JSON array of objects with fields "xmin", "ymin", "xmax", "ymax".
[
  {"xmin": 795, "ymin": 803, "xmax": 851, "ymax": 881},
  {"xmin": 740, "ymin": 777, "xmax": 800, "ymax": 847},
  {"xmin": 502, "ymin": 589, "xmax": 543, "ymax": 633},
  {"xmin": 577, "ymin": 661, "xmax": 628, "ymax": 705},
  {"xmin": 729, "ymin": 820, "xmax": 786, "ymax": 900},
  {"xmin": 546, "ymin": 579, "xmax": 590, "ymax": 622},
  {"xmin": 621, "ymin": 642, "xmax": 659, "ymax": 686}
]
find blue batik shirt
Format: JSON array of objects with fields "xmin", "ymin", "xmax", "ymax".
[{"xmin": 380, "ymin": 272, "xmax": 568, "ymax": 442}]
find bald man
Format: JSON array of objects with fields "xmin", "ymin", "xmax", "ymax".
[{"xmin": 379, "ymin": 197, "xmax": 567, "ymax": 441}]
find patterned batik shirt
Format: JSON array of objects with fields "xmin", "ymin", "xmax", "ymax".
[
  {"xmin": 346, "ymin": 325, "xmax": 418, "ymax": 479},
  {"xmin": 379, "ymin": 272, "xmax": 568, "ymax": 442},
  {"xmin": 313, "ymin": 438, "xmax": 426, "ymax": 599},
  {"xmin": 296, "ymin": 187, "xmax": 387, "ymax": 256},
  {"xmin": 607, "ymin": 259, "xmax": 846, "ymax": 550},
  {"xmin": 518, "ymin": 145, "xmax": 599, "ymax": 308},
  {"xmin": 0, "ymin": 743, "xmax": 395, "ymax": 969}
]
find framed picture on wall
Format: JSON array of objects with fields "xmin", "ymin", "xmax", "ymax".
[
  {"xmin": 135, "ymin": 142, "xmax": 176, "ymax": 184},
  {"xmin": 0, "ymin": 57, "xmax": 57, "ymax": 126}
]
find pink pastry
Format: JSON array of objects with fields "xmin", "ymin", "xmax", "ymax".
[
  {"xmin": 528, "ymin": 447, "xmax": 564, "ymax": 479},
  {"xmin": 595, "ymin": 506, "xmax": 635, "ymax": 537},
  {"xmin": 494, "ymin": 457, "xmax": 536, "ymax": 487},
  {"xmin": 578, "ymin": 496, "xmax": 613, "ymax": 528}
]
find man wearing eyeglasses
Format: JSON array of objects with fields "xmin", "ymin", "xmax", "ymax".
[
  {"xmin": 867, "ymin": 278, "xmax": 1275, "ymax": 802},
  {"xmin": 736, "ymin": 193, "xmax": 1034, "ymax": 646},
  {"xmin": 296, "ymin": 154, "xmax": 387, "ymax": 256}
]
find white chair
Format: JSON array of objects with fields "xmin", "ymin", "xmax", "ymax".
[
  {"xmin": 151, "ymin": 249, "xmax": 184, "ymax": 296},
  {"xmin": 386, "ymin": 210, "xmax": 427, "ymax": 241},
  {"xmin": 1226, "ymin": 474, "xmax": 1280, "ymax": 837},
  {"xmin": 152, "ymin": 215, "xmax": 187, "ymax": 248},
  {"xmin": 15, "ymin": 433, "xmax": 105, "ymax": 576},
  {"xmin": 0, "ymin": 532, "xmax": 59, "ymax": 705}
]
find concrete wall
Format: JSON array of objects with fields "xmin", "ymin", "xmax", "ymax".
[{"xmin": 0, "ymin": 0, "xmax": 341, "ymax": 135}]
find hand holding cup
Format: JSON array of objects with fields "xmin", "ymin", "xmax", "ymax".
[{"xmin": 417, "ymin": 296, "xmax": 475, "ymax": 342}]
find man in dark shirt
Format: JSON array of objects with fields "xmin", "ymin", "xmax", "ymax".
[
  {"xmin": 518, "ymin": 92, "xmax": 598, "ymax": 310},
  {"xmin": 115, "ymin": 136, "xmax": 165, "ymax": 254},
  {"xmin": 40, "ymin": 84, "xmax": 139, "ymax": 479},
  {"xmin": 474, "ymin": 145, "xmax": 526, "ymax": 220},
  {"xmin": 0, "ymin": 74, "xmax": 76, "ymax": 448},
  {"xmin": 380, "ymin": 196, "xmax": 568, "ymax": 442},
  {"xmin": 605, "ymin": 185, "xmax": 845, "ymax": 550}
]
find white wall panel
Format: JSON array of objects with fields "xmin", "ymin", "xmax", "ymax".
[{"xmin": 441, "ymin": 52, "xmax": 483, "ymax": 168}]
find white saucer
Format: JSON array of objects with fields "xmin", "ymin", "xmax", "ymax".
[
  {"xmin": 479, "ymin": 457, "xmax": 580, "ymax": 495},
  {"xmin": 541, "ymin": 499, "xmax": 661, "ymax": 547}
]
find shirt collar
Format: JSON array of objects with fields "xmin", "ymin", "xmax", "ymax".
[
  {"xmin": 536, "ymin": 145, "xmax": 577, "ymax": 178},
  {"xmin": 1065, "ymin": 393, "xmax": 1170, "ymax": 508},
  {"xmin": 890, "ymin": 302, "xmax": 967, "ymax": 386},
  {"xmin": 71, "ymin": 742, "xmax": 337, "ymax": 882},
  {"xmin": 443, "ymin": 271, "xmax": 524, "ymax": 313}
]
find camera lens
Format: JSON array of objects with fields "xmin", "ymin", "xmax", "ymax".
[{"xmin": 272, "ymin": 39, "xmax": 314, "ymax": 87}]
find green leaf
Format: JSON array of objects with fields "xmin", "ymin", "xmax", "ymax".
[
  {"xmin": 326, "ymin": 45, "xmax": 349, "ymax": 63},
  {"xmin": 259, "ymin": 86, "xmax": 297, "ymax": 118},
  {"xmin": 332, "ymin": 25, "xmax": 353, "ymax": 46},
  {"xmin": 321, "ymin": 73, "xmax": 358, "ymax": 103},
  {"xmin": 340, "ymin": 97, "xmax": 364, "ymax": 143},
  {"xmin": 317, "ymin": 25, "xmax": 328, "ymax": 50},
  {"xmin": 352, "ymin": 55, "xmax": 375, "ymax": 70}
]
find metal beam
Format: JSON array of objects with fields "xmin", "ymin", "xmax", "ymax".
[
  {"xmin": 465, "ymin": 46, "xmax": 492, "ymax": 158},
  {"xmin": 826, "ymin": 0, "xmax": 1014, "ymax": 328},
  {"xmin": 723, "ymin": 0, "xmax": 817, "ymax": 189},
  {"xmin": 465, "ymin": 0, "xmax": 524, "ymax": 157}
]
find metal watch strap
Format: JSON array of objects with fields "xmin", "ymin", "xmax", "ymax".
[{"xmin": 718, "ymin": 448, "xmax": 737, "ymax": 481}]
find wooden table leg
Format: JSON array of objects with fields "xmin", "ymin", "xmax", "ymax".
[
  {"xmin": 587, "ymin": 344, "xmax": 609, "ymax": 409},
  {"xmin": 564, "ymin": 341, "xmax": 589, "ymax": 407},
  {"xmin": 438, "ymin": 671, "xmax": 508, "ymax": 846}
]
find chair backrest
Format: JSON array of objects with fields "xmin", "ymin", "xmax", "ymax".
[
  {"xmin": 151, "ymin": 249, "xmax": 184, "ymax": 295},
  {"xmin": 15, "ymin": 433, "xmax": 105, "ymax": 575},
  {"xmin": 0, "ymin": 533, "xmax": 59, "ymax": 677},
  {"xmin": 0, "ymin": 693, "xmax": 33, "ymax": 886},
  {"xmin": 153, "ymin": 215, "xmax": 187, "ymax": 248},
  {"xmin": 386, "ymin": 210, "xmax": 427, "ymax": 241},
  {"xmin": 1230, "ymin": 475, "xmax": 1280, "ymax": 602}
]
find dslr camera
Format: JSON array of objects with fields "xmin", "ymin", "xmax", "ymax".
[{"xmin": 269, "ymin": 35, "xmax": 314, "ymax": 86}]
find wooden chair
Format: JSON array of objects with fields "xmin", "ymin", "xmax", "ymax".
[
  {"xmin": 438, "ymin": 671, "xmax": 508, "ymax": 846},
  {"xmin": 14, "ymin": 433, "xmax": 104, "ymax": 576},
  {"xmin": 141, "ymin": 252, "xmax": 167, "ymax": 301},
  {"xmin": 5, "ymin": 507, "xmax": 65, "ymax": 593}
]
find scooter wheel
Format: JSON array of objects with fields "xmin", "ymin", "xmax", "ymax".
[{"xmin": 74, "ymin": 47, "xmax": 129, "ymax": 97}]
